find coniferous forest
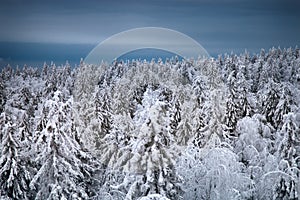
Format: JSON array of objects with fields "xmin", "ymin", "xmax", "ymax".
[{"xmin": 0, "ymin": 47, "xmax": 300, "ymax": 200}]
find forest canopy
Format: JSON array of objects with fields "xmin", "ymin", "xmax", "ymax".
[{"xmin": 0, "ymin": 47, "xmax": 300, "ymax": 200}]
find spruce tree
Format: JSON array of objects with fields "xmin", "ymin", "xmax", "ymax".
[
  {"xmin": 0, "ymin": 112, "xmax": 31, "ymax": 200},
  {"xmin": 30, "ymin": 91, "xmax": 99, "ymax": 199}
]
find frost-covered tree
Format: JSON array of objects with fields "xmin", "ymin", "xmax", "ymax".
[
  {"xmin": 224, "ymin": 65, "xmax": 254, "ymax": 134},
  {"xmin": 190, "ymin": 75, "xmax": 210, "ymax": 139},
  {"xmin": 98, "ymin": 112, "xmax": 134, "ymax": 169},
  {"xmin": 101, "ymin": 87, "xmax": 182, "ymax": 199},
  {"xmin": 277, "ymin": 113, "xmax": 300, "ymax": 165},
  {"xmin": 0, "ymin": 112, "xmax": 31, "ymax": 200},
  {"xmin": 30, "ymin": 91, "xmax": 100, "ymax": 199},
  {"xmin": 234, "ymin": 115, "xmax": 285, "ymax": 199},
  {"xmin": 224, "ymin": 92, "xmax": 239, "ymax": 133},
  {"xmin": 273, "ymin": 108, "xmax": 300, "ymax": 200},
  {"xmin": 94, "ymin": 87, "xmax": 112, "ymax": 142},
  {"xmin": 1, "ymin": 64, "xmax": 14, "ymax": 81},
  {"xmin": 76, "ymin": 85, "xmax": 113, "ymax": 150},
  {"xmin": 74, "ymin": 64, "xmax": 103, "ymax": 101},
  {"xmin": 274, "ymin": 112, "xmax": 300, "ymax": 200},
  {"xmin": 176, "ymin": 144, "xmax": 253, "ymax": 200},
  {"xmin": 273, "ymin": 83, "xmax": 297, "ymax": 129},
  {"xmin": 126, "ymin": 100, "xmax": 180, "ymax": 198},
  {"xmin": 224, "ymin": 71, "xmax": 240, "ymax": 133},
  {"xmin": 236, "ymin": 65, "xmax": 254, "ymax": 118},
  {"xmin": 175, "ymin": 100, "xmax": 195, "ymax": 145},
  {"xmin": 260, "ymin": 79, "xmax": 280, "ymax": 127}
]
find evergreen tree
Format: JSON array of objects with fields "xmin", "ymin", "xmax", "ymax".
[
  {"xmin": 277, "ymin": 113, "xmax": 300, "ymax": 167},
  {"xmin": 125, "ymin": 89, "xmax": 181, "ymax": 199},
  {"xmin": 98, "ymin": 112, "xmax": 134, "ymax": 169},
  {"xmin": 176, "ymin": 100, "xmax": 195, "ymax": 145},
  {"xmin": 30, "ymin": 91, "xmax": 99, "ymax": 199},
  {"xmin": 273, "ymin": 84, "xmax": 297, "ymax": 129},
  {"xmin": 94, "ymin": 87, "xmax": 112, "ymax": 140},
  {"xmin": 236, "ymin": 65, "xmax": 253, "ymax": 118},
  {"xmin": 224, "ymin": 71, "xmax": 240, "ymax": 133},
  {"xmin": 77, "ymin": 86, "xmax": 113, "ymax": 150},
  {"xmin": 260, "ymin": 80, "xmax": 280, "ymax": 127},
  {"xmin": 0, "ymin": 112, "xmax": 31, "ymax": 200},
  {"xmin": 102, "ymin": 87, "xmax": 182, "ymax": 199}
]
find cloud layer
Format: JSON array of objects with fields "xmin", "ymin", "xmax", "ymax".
[{"xmin": 0, "ymin": 0, "xmax": 299, "ymax": 58}]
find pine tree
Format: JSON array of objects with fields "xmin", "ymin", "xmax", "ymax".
[
  {"xmin": 1, "ymin": 65, "xmax": 13, "ymax": 81},
  {"xmin": 30, "ymin": 91, "xmax": 99, "ymax": 199},
  {"xmin": 277, "ymin": 113, "xmax": 300, "ymax": 167},
  {"xmin": 176, "ymin": 100, "xmax": 195, "ymax": 145},
  {"xmin": 236, "ymin": 65, "xmax": 253, "ymax": 118},
  {"xmin": 126, "ymin": 97, "xmax": 181, "ymax": 198},
  {"xmin": 98, "ymin": 112, "xmax": 134, "ymax": 169},
  {"xmin": 94, "ymin": 87, "xmax": 112, "ymax": 141},
  {"xmin": 103, "ymin": 87, "xmax": 182, "ymax": 199},
  {"xmin": 273, "ymin": 84, "xmax": 296, "ymax": 129},
  {"xmin": 0, "ymin": 112, "xmax": 31, "ymax": 200},
  {"xmin": 260, "ymin": 80, "xmax": 280, "ymax": 127},
  {"xmin": 224, "ymin": 71, "xmax": 240, "ymax": 133}
]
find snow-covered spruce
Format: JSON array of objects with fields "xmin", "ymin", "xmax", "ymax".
[{"xmin": 30, "ymin": 91, "xmax": 100, "ymax": 199}]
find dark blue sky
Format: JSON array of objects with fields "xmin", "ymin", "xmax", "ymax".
[{"xmin": 0, "ymin": 0, "xmax": 300, "ymax": 67}]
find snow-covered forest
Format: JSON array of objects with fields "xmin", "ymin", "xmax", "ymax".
[{"xmin": 0, "ymin": 47, "xmax": 300, "ymax": 200}]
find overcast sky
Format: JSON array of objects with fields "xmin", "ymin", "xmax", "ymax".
[{"xmin": 0, "ymin": 0, "xmax": 300, "ymax": 66}]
